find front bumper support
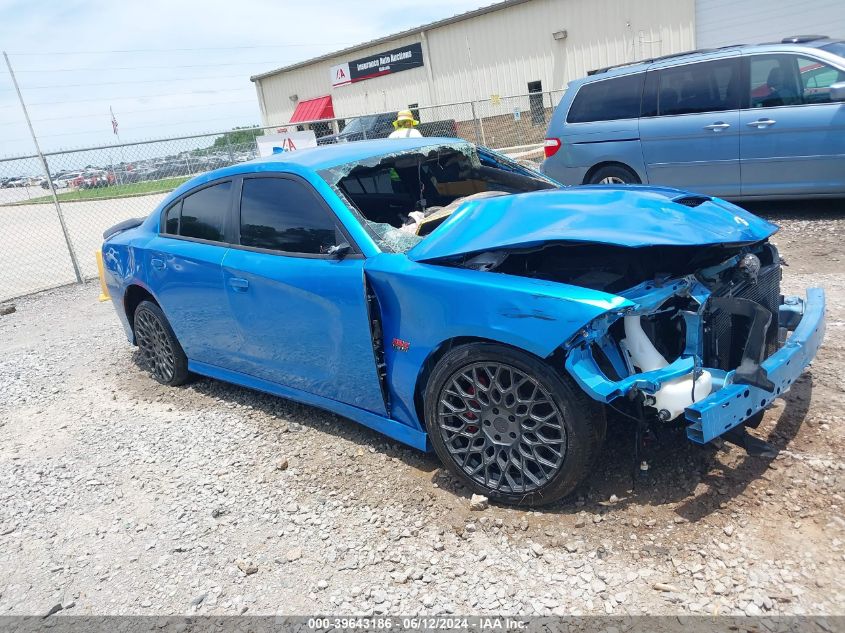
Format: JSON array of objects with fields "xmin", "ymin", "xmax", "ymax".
[
  {"xmin": 685, "ymin": 288, "xmax": 825, "ymax": 444},
  {"xmin": 565, "ymin": 288, "xmax": 825, "ymax": 445}
]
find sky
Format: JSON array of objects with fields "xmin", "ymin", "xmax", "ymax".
[{"xmin": 0, "ymin": 0, "xmax": 489, "ymax": 157}]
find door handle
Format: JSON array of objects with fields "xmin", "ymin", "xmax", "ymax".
[
  {"xmin": 747, "ymin": 118, "xmax": 776, "ymax": 128},
  {"xmin": 150, "ymin": 258, "xmax": 165, "ymax": 270},
  {"xmin": 228, "ymin": 277, "xmax": 249, "ymax": 292},
  {"xmin": 704, "ymin": 122, "xmax": 731, "ymax": 131}
]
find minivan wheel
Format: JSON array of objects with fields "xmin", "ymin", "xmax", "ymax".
[
  {"xmin": 424, "ymin": 343, "xmax": 606, "ymax": 507},
  {"xmin": 588, "ymin": 164, "xmax": 640, "ymax": 185}
]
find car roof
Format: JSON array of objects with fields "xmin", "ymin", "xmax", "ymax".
[
  {"xmin": 162, "ymin": 137, "xmax": 472, "ymax": 203},
  {"xmin": 577, "ymin": 37, "xmax": 843, "ymax": 83},
  {"xmin": 235, "ymin": 137, "xmax": 468, "ymax": 172}
]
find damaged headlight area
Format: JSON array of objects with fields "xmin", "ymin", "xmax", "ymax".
[{"xmin": 553, "ymin": 240, "xmax": 825, "ymax": 445}]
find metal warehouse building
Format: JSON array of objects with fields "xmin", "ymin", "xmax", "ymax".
[{"xmin": 250, "ymin": 0, "xmax": 845, "ymax": 129}]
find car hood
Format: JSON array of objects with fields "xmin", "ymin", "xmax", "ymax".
[{"xmin": 406, "ymin": 186, "xmax": 778, "ymax": 262}]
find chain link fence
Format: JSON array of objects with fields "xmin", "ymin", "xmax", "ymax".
[{"xmin": 0, "ymin": 90, "xmax": 565, "ymax": 302}]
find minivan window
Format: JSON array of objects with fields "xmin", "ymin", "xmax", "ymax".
[
  {"xmin": 749, "ymin": 55, "xmax": 803, "ymax": 108},
  {"xmin": 239, "ymin": 177, "xmax": 341, "ymax": 255},
  {"xmin": 177, "ymin": 181, "xmax": 231, "ymax": 242},
  {"xmin": 749, "ymin": 54, "xmax": 845, "ymax": 108},
  {"xmin": 797, "ymin": 56, "xmax": 845, "ymax": 104},
  {"xmin": 566, "ymin": 73, "xmax": 644, "ymax": 123},
  {"xmin": 656, "ymin": 58, "xmax": 740, "ymax": 116}
]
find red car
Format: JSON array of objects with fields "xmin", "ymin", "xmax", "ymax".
[{"xmin": 72, "ymin": 170, "xmax": 115, "ymax": 189}]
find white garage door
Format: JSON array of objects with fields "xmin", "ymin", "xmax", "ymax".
[{"xmin": 696, "ymin": 0, "xmax": 845, "ymax": 49}]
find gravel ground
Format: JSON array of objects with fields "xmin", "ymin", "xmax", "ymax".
[{"xmin": 0, "ymin": 202, "xmax": 843, "ymax": 617}]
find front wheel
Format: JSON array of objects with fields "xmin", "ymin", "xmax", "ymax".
[
  {"xmin": 133, "ymin": 300, "xmax": 190, "ymax": 386},
  {"xmin": 424, "ymin": 343, "xmax": 605, "ymax": 506}
]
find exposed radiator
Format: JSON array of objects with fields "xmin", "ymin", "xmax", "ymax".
[{"xmin": 704, "ymin": 263, "xmax": 782, "ymax": 371}]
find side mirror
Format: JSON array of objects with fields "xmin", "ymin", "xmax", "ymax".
[
  {"xmin": 327, "ymin": 242, "xmax": 353, "ymax": 260},
  {"xmin": 830, "ymin": 82, "xmax": 845, "ymax": 102}
]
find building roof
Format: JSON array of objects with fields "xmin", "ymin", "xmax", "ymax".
[{"xmin": 250, "ymin": 0, "xmax": 531, "ymax": 82}]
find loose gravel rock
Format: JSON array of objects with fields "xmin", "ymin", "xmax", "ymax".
[
  {"xmin": 469, "ymin": 494, "xmax": 489, "ymax": 511},
  {"xmin": 0, "ymin": 204, "xmax": 843, "ymax": 615}
]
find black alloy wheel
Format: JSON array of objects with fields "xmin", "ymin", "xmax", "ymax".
[
  {"xmin": 133, "ymin": 300, "xmax": 189, "ymax": 386},
  {"xmin": 425, "ymin": 343, "xmax": 605, "ymax": 506},
  {"xmin": 437, "ymin": 361, "xmax": 566, "ymax": 494}
]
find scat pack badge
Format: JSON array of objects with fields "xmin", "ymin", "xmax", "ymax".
[{"xmin": 392, "ymin": 338, "xmax": 410, "ymax": 352}]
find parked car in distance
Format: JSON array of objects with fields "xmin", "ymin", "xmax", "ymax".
[
  {"xmin": 43, "ymin": 171, "xmax": 85, "ymax": 189},
  {"xmin": 317, "ymin": 113, "xmax": 459, "ymax": 144},
  {"xmin": 101, "ymin": 138, "xmax": 824, "ymax": 506},
  {"xmin": 73, "ymin": 170, "xmax": 116, "ymax": 189},
  {"xmin": 541, "ymin": 36, "xmax": 845, "ymax": 199}
]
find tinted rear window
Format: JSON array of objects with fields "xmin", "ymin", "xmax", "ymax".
[
  {"xmin": 179, "ymin": 181, "xmax": 231, "ymax": 242},
  {"xmin": 163, "ymin": 201, "xmax": 180, "ymax": 235},
  {"xmin": 566, "ymin": 73, "xmax": 644, "ymax": 123}
]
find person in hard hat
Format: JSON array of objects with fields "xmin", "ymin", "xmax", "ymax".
[{"xmin": 388, "ymin": 110, "xmax": 423, "ymax": 138}]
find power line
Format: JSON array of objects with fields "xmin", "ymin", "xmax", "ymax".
[
  {"xmin": 0, "ymin": 98, "xmax": 258, "ymax": 125},
  {"xmin": 0, "ymin": 73, "xmax": 256, "ymax": 90},
  {"xmin": 8, "ymin": 44, "xmax": 353, "ymax": 55},
  {"xmin": 22, "ymin": 87, "xmax": 254, "ymax": 107},
  {"xmin": 11, "ymin": 60, "xmax": 303, "ymax": 73},
  {"xmin": 6, "ymin": 114, "xmax": 261, "ymax": 141}
]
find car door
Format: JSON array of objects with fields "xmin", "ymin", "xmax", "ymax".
[
  {"xmin": 740, "ymin": 53, "xmax": 845, "ymax": 197},
  {"xmin": 639, "ymin": 57, "xmax": 742, "ymax": 197},
  {"xmin": 221, "ymin": 174, "xmax": 387, "ymax": 415},
  {"xmin": 145, "ymin": 179, "xmax": 243, "ymax": 367}
]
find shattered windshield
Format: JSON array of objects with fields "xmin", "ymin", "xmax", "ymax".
[{"xmin": 319, "ymin": 142, "xmax": 556, "ymax": 253}]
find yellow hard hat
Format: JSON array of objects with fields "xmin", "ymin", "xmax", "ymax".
[{"xmin": 393, "ymin": 109, "xmax": 419, "ymax": 128}]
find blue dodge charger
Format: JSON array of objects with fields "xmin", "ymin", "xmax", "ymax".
[{"xmin": 101, "ymin": 138, "xmax": 825, "ymax": 505}]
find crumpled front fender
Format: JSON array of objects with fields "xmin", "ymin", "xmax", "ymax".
[{"xmin": 364, "ymin": 253, "xmax": 635, "ymax": 429}]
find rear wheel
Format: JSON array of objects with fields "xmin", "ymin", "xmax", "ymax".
[
  {"xmin": 133, "ymin": 300, "xmax": 190, "ymax": 386},
  {"xmin": 588, "ymin": 164, "xmax": 640, "ymax": 185},
  {"xmin": 424, "ymin": 343, "xmax": 605, "ymax": 506}
]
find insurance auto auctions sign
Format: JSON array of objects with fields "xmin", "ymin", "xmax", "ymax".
[{"xmin": 330, "ymin": 42, "xmax": 424, "ymax": 88}]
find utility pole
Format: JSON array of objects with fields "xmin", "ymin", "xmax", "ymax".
[{"xmin": 4, "ymin": 51, "xmax": 82, "ymax": 283}]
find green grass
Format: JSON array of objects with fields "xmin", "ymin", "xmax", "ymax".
[{"xmin": 17, "ymin": 176, "xmax": 191, "ymax": 205}]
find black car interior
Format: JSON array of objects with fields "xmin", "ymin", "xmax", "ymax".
[{"xmin": 335, "ymin": 148, "xmax": 555, "ymax": 237}]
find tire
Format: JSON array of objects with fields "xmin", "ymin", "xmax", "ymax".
[
  {"xmin": 424, "ymin": 343, "xmax": 606, "ymax": 506},
  {"xmin": 133, "ymin": 300, "xmax": 190, "ymax": 386},
  {"xmin": 587, "ymin": 164, "xmax": 640, "ymax": 185}
]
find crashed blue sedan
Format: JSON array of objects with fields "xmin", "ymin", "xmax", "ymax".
[{"xmin": 101, "ymin": 138, "xmax": 825, "ymax": 506}]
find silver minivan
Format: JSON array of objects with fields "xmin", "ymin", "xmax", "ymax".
[{"xmin": 541, "ymin": 36, "xmax": 845, "ymax": 199}]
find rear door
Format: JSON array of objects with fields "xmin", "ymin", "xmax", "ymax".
[
  {"xmin": 740, "ymin": 53, "xmax": 845, "ymax": 196},
  {"xmin": 221, "ymin": 174, "xmax": 387, "ymax": 414},
  {"xmin": 640, "ymin": 57, "xmax": 742, "ymax": 197},
  {"xmin": 145, "ymin": 179, "xmax": 242, "ymax": 366}
]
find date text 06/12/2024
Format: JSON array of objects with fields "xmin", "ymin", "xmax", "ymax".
[{"xmin": 306, "ymin": 617, "xmax": 527, "ymax": 630}]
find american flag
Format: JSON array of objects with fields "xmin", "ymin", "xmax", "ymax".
[{"xmin": 110, "ymin": 107, "xmax": 118, "ymax": 136}]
